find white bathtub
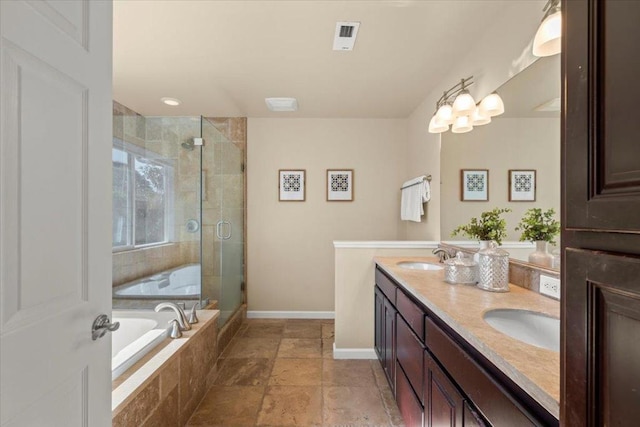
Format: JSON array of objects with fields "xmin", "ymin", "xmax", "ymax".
[
  {"xmin": 113, "ymin": 264, "xmax": 201, "ymax": 299},
  {"xmin": 111, "ymin": 310, "xmax": 174, "ymax": 380}
]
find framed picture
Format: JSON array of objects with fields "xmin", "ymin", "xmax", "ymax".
[
  {"xmin": 460, "ymin": 169, "xmax": 489, "ymax": 201},
  {"xmin": 509, "ymin": 169, "xmax": 536, "ymax": 201},
  {"xmin": 279, "ymin": 169, "xmax": 305, "ymax": 201},
  {"xmin": 327, "ymin": 169, "xmax": 354, "ymax": 201}
]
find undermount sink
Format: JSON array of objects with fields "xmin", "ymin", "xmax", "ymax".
[
  {"xmin": 397, "ymin": 262, "xmax": 443, "ymax": 271},
  {"xmin": 483, "ymin": 309, "xmax": 559, "ymax": 352}
]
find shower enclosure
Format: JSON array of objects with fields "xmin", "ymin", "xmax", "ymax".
[{"xmin": 112, "ymin": 102, "xmax": 244, "ymax": 328}]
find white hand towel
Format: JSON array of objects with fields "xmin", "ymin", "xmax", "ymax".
[{"xmin": 401, "ymin": 176, "xmax": 430, "ymax": 222}]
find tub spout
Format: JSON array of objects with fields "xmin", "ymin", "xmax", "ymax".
[{"xmin": 155, "ymin": 302, "xmax": 191, "ymax": 331}]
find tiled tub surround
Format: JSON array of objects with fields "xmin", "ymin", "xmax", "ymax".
[
  {"xmin": 375, "ymin": 256, "xmax": 560, "ymax": 419},
  {"xmin": 112, "ymin": 310, "xmax": 220, "ymax": 427}
]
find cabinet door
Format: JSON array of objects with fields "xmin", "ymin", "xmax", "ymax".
[
  {"xmin": 564, "ymin": 0, "xmax": 640, "ymax": 233},
  {"xmin": 374, "ymin": 286, "xmax": 384, "ymax": 359},
  {"xmin": 397, "ymin": 361, "xmax": 424, "ymax": 427},
  {"xmin": 425, "ymin": 351, "xmax": 463, "ymax": 427},
  {"xmin": 564, "ymin": 249, "xmax": 640, "ymax": 426},
  {"xmin": 383, "ymin": 297, "xmax": 397, "ymax": 390}
]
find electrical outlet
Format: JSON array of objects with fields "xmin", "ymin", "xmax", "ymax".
[{"xmin": 539, "ymin": 274, "xmax": 560, "ymax": 299}]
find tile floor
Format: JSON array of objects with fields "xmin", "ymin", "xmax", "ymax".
[{"xmin": 187, "ymin": 319, "xmax": 404, "ymax": 427}]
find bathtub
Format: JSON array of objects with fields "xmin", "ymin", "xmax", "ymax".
[
  {"xmin": 113, "ymin": 263, "xmax": 201, "ymax": 299},
  {"xmin": 111, "ymin": 310, "xmax": 175, "ymax": 380}
]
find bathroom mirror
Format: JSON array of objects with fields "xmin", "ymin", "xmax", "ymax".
[{"xmin": 440, "ymin": 55, "xmax": 561, "ymax": 269}]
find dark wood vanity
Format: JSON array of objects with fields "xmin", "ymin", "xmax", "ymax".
[{"xmin": 374, "ymin": 265, "xmax": 558, "ymax": 427}]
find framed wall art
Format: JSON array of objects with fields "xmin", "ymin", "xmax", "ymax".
[
  {"xmin": 327, "ymin": 169, "xmax": 354, "ymax": 201},
  {"xmin": 460, "ymin": 169, "xmax": 489, "ymax": 201},
  {"xmin": 509, "ymin": 169, "xmax": 536, "ymax": 201},
  {"xmin": 279, "ymin": 169, "xmax": 305, "ymax": 201}
]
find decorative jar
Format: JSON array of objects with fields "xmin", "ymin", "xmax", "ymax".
[{"xmin": 477, "ymin": 241, "xmax": 510, "ymax": 292}]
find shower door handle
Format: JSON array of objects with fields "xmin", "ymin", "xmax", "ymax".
[{"xmin": 216, "ymin": 221, "xmax": 232, "ymax": 240}]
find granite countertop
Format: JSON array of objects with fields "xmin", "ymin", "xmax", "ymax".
[{"xmin": 375, "ymin": 256, "xmax": 560, "ymax": 420}]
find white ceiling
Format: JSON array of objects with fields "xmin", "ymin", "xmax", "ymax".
[{"xmin": 113, "ymin": 1, "xmax": 527, "ymax": 118}]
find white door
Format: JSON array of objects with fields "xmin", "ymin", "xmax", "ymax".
[{"xmin": 1, "ymin": 1, "xmax": 113, "ymax": 426}]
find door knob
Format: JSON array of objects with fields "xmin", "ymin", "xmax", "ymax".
[{"xmin": 92, "ymin": 314, "xmax": 120, "ymax": 340}]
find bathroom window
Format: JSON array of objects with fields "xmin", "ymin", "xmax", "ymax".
[{"xmin": 113, "ymin": 139, "xmax": 174, "ymax": 250}]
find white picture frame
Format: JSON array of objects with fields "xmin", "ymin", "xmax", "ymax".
[
  {"xmin": 461, "ymin": 169, "xmax": 489, "ymax": 201},
  {"xmin": 509, "ymin": 169, "xmax": 536, "ymax": 202},
  {"xmin": 279, "ymin": 169, "xmax": 305, "ymax": 201},
  {"xmin": 327, "ymin": 169, "xmax": 354, "ymax": 201}
]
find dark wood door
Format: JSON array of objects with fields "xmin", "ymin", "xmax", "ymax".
[
  {"xmin": 563, "ymin": 1, "xmax": 640, "ymax": 425},
  {"xmin": 425, "ymin": 350, "xmax": 463, "ymax": 427}
]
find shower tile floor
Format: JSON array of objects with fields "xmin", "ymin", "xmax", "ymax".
[{"xmin": 187, "ymin": 319, "xmax": 404, "ymax": 427}]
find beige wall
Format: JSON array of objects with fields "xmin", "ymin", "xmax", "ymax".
[
  {"xmin": 334, "ymin": 245, "xmax": 437, "ymax": 351},
  {"xmin": 247, "ymin": 119, "xmax": 407, "ymax": 312},
  {"xmin": 441, "ymin": 118, "xmax": 560, "ymax": 243},
  {"xmin": 402, "ymin": 1, "xmax": 544, "ymax": 241}
]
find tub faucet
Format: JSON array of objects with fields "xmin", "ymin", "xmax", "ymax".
[
  {"xmin": 155, "ymin": 302, "xmax": 192, "ymax": 331},
  {"xmin": 433, "ymin": 247, "xmax": 455, "ymax": 263}
]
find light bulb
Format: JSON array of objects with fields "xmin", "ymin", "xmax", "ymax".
[
  {"xmin": 471, "ymin": 107, "xmax": 491, "ymax": 126},
  {"xmin": 428, "ymin": 115, "xmax": 449, "ymax": 133},
  {"xmin": 479, "ymin": 92, "xmax": 505, "ymax": 117},
  {"xmin": 451, "ymin": 115, "xmax": 473, "ymax": 134},
  {"xmin": 452, "ymin": 91, "xmax": 476, "ymax": 116},
  {"xmin": 533, "ymin": 9, "xmax": 561, "ymax": 57},
  {"xmin": 435, "ymin": 104, "xmax": 454, "ymax": 125}
]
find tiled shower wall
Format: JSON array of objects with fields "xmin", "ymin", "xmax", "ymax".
[{"xmin": 112, "ymin": 102, "xmax": 200, "ymax": 287}]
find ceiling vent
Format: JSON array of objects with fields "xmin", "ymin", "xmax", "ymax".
[
  {"xmin": 265, "ymin": 97, "xmax": 298, "ymax": 112},
  {"xmin": 333, "ymin": 21, "xmax": 360, "ymax": 51}
]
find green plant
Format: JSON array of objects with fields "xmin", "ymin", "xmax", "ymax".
[
  {"xmin": 515, "ymin": 208, "xmax": 560, "ymax": 244},
  {"xmin": 451, "ymin": 208, "xmax": 512, "ymax": 245}
]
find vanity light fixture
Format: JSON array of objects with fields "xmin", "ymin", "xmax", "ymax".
[
  {"xmin": 428, "ymin": 76, "xmax": 504, "ymax": 134},
  {"xmin": 451, "ymin": 115, "xmax": 473, "ymax": 134},
  {"xmin": 479, "ymin": 92, "xmax": 505, "ymax": 117},
  {"xmin": 533, "ymin": 0, "xmax": 561, "ymax": 57},
  {"xmin": 470, "ymin": 106, "xmax": 491, "ymax": 126}
]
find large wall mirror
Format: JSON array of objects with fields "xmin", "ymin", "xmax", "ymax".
[{"xmin": 440, "ymin": 54, "xmax": 560, "ymax": 269}]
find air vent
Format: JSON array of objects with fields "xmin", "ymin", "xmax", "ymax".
[{"xmin": 333, "ymin": 21, "xmax": 360, "ymax": 51}]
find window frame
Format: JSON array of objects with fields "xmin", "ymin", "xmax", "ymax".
[{"xmin": 112, "ymin": 138, "xmax": 175, "ymax": 252}]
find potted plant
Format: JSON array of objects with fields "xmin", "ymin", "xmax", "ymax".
[
  {"xmin": 451, "ymin": 207, "xmax": 512, "ymax": 246},
  {"xmin": 515, "ymin": 208, "xmax": 560, "ymax": 267}
]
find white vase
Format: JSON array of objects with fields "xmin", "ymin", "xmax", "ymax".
[
  {"xmin": 473, "ymin": 240, "xmax": 492, "ymax": 263},
  {"xmin": 528, "ymin": 241, "xmax": 554, "ymax": 268}
]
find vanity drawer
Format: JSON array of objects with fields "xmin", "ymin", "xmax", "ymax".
[
  {"xmin": 375, "ymin": 267, "xmax": 397, "ymax": 304},
  {"xmin": 425, "ymin": 317, "xmax": 537, "ymax": 426},
  {"xmin": 397, "ymin": 315, "xmax": 424, "ymax": 402},
  {"xmin": 397, "ymin": 289, "xmax": 425, "ymax": 341}
]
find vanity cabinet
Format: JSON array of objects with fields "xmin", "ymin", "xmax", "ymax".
[{"xmin": 374, "ymin": 266, "xmax": 557, "ymax": 427}]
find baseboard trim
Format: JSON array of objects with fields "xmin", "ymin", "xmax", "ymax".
[
  {"xmin": 246, "ymin": 311, "xmax": 335, "ymax": 319},
  {"xmin": 332, "ymin": 344, "xmax": 377, "ymax": 360}
]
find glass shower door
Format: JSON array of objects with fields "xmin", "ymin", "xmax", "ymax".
[{"xmin": 201, "ymin": 118, "xmax": 244, "ymax": 327}]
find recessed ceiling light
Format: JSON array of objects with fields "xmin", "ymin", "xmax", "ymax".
[
  {"xmin": 265, "ymin": 97, "xmax": 298, "ymax": 112},
  {"xmin": 161, "ymin": 97, "xmax": 181, "ymax": 106}
]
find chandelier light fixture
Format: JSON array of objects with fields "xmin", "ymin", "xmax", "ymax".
[
  {"xmin": 533, "ymin": 0, "xmax": 561, "ymax": 57},
  {"xmin": 428, "ymin": 76, "xmax": 505, "ymax": 134}
]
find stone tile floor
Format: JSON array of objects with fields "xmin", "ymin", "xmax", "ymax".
[{"xmin": 187, "ymin": 319, "xmax": 404, "ymax": 427}]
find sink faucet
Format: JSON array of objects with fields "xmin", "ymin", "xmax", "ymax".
[
  {"xmin": 155, "ymin": 302, "xmax": 192, "ymax": 331},
  {"xmin": 433, "ymin": 248, "xmax": 454, "ymax": 263}
]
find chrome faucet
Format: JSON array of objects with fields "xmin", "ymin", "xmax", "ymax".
[
  {"xmin": 155, "ymin": 302, "xmax": 192, "ymax": 331},
  {"xmin": 433, "ymin": 247, "xmax": 455, "ymax": 263}
]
